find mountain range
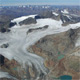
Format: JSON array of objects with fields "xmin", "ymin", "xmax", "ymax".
[{"xmin": 0, "ymin": 6, "xmax": 80, "ymax": 80}]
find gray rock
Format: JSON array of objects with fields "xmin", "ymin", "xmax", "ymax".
[
  {"xmin": 19, "ymin": 17, "xmax": 37, "ymax": 26},
  {"xmin": 9, "ymin": 22, "xmax": 17, "ymax": 28},
  {"xmin": 33, "ymin": 28, "xmax": 80, "ymax": 57},
  {"xmin": 39, "ymin": 11, "xmax": 53, "ymax": 18},
  {"xmin": 1, "ymin": 43, "xmax": 9, "ymax": 48},
  {"xmin": 27, "ymin": 25, "xmax": 49, "ymax": 34},
  {"xmin": 0, "ymin": 55, "xmax": 4, "ymax": 65}
]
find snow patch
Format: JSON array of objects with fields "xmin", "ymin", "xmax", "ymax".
[
  {"xmin": 0, "ymin": 71, "xmax": 17, "ymax": 80},
  {"xmin": 11, "ymin": 15, "xmax": 37, "ymax": 23},
  {"xmin": 52, "ymin": 12, "xmax": 59, "ymax": 16},
  {"xmin": 61, "ymin": 9, "xmax": 69, "ymax": 14}
]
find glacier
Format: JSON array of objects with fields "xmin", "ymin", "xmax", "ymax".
[{"xmin": 0, "ymin": 15, "xmax": 80, "ymax": 77}]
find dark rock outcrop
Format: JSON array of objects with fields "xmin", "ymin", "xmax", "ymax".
[
  {"xmin": 60, "ymin": 14, "xmax": 70, "ymax": 23},
  {"xmin": 1, "ymin": 43, "xmax": 9, "ymax": 48},
  {"xmin": 27, "ymin": 25, "xmax": 49, "ymax": 34},
  {"xmin": 35, "ymin": 11, "xmax": 58, "ymax": 20},
  {"xmin": 66, "ymin": 28, "xmax": 80, "ymax": 43},
  {"xmin": 19, "ymin": 17, "xmax": 37, "ymax": 26},
  {"xmin": 59, "ymin": 13, "xmax": 80, "ymax": 26},
  {"xmin": 0, "ymin": 28, "xmax": 6, "ymax": 33},
  {"xmin": 0, "ymin": 21, "xmax": 11, "ymax": 33},
  {"xmin": 38, "ymin": 11, "xmax": 53, "ymax": 18},
  {"xmin": 0, "ymin": 28, "xmax": 10, "ymax": 33},
  {"xmin": 35, "ymin": 15, "xmax": 42, "ymax": 19},
  {"xmin": 0, "ymin": 55, "xmax": 5, "ymax": 65},
  {"xmin": 9, "ymin": 22, "xmax": 17, "ymax": 28}
]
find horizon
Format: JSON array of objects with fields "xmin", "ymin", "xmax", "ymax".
[
  {"xmin": 0, "ymin": 3, "xmax": 80, "ymax": 7},
  {"xmin": 0, "ymin": 0, "xmax": 80, "ymax": 6}
]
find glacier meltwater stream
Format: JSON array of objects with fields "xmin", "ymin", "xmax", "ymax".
[{"xmin": 0, "ymin": 15, "xmax": 80, "ymax": 79}]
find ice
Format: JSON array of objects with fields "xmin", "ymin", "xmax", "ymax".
[
  {"xmin": 52, "ymin": 12, "xmax": 59, "ymax": 16},
  {"xmin": 0, "ymin": 71, "xmax": 17, "ymax": 80},
  {"xmin": 0, "ymin": 15, "xmax": 80, "ymax": 76},
  {"xmin": 11, "ymin": 15, "xmax": 37, "ymax": 24}
]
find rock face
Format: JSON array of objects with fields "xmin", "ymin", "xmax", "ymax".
[
  {"xmin": 35, "ymin": 11, "xmax": 59, "ymax": 20},
  {"xmin": 35, "ymin": 10, "xmax": 80, "ymax": 26},
  {"xmin": 0, "ymin": 43, "xmax": 9, "ymax": 48},
  {"xmin": 19, "ymin": 17, "xmax": 37, "ymax": 26},
  {"xmin": 0, "ymin": 55, "xmax": 40, "ymax": 80},
  {"xmin": 0, "ymin": 55, "xmax": 5, "ymax": 66},
  {"xmin": 66, "ymin": 28, "xmax": 80, "ymax": 43},
  {"xmin": 35, "ymin": 11, "xmax": 53, "ymax": 19},
  {"xmin": 28, "ymin": 28, "xmax": 80, "ymax": 80},
  {"xmin": 60, "ymin": 13, "xmax": 80, "ymax": 26},
  {"xmin": 0, "ymin": 28, "xmax": 7, "ymax": 33},
  {"xmin": 0, "ymin": 27, "xmax": 10, "ymax": 33},
  {"xmin": 27, "ymin": 25, "xmax": 49, "ymax": 34},
  {"xmin": 9, "ymin": 22, "xmax": 17, "ymax": 28},
  {"xmin": 0, "ymin": 21, "xmax": 11, "ymax": 33},
  {"xmin": 0, "ymin": 21, "xmax": 17, "ymax": 33},
  {"xmin": 30, "ymin": 29, "xmax": 77, "ymax": 56}
]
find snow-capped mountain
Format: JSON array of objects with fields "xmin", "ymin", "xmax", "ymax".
[
  {"xmin": 0, "ymin": 11, "xmax": 80, "ymax": 80},
  {"xmin": 60, "ymin": 9, "xmax": 80, "ymax": 25}
]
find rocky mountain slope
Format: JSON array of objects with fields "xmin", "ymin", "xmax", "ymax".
[{"xmin": 28, "ymin": 27, "xmax": 80, "ymax": 80}]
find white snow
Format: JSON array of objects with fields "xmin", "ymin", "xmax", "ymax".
[
  {"xmin": 0, "ymin": 71, "xmax": 10, "ymax": 78},
  {"xmin": 0, "ymin": 15, "xmax": 80, "ymax": 77},
  {"xmin": 52, "ymin": 12, "xmax": 59, "ymax": 16},
  {"xmin": 0, "ymin": 71, "xmax": 17, "ymax": 79},
  {"xmin": 42, "ymin": 6, "xmax": 50, "ymax": 9},
  {"xmin": 61, "ymin": 9, "xmax": 69, "ymax": 14},
  {"xmin": 11, "ymin": 15, "xmax": 37, "ymax": 24},
  {"xmin": 66, "ymin": 15, "xmax": 72, "ymax": 20}
]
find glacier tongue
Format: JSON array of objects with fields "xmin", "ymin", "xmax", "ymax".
[{"xmin": 0, "ymin": 16, "xmax": 80, "ymax": 76}]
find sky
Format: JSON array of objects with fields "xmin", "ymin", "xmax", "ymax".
[{"xmin": 0, "ymin": 0, "xmax": 80, "ymax": 6}]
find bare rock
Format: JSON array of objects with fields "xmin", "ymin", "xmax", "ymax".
[{"xmin": 19, "ymin": 17, "xmax": 37, "ymax": 26}]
